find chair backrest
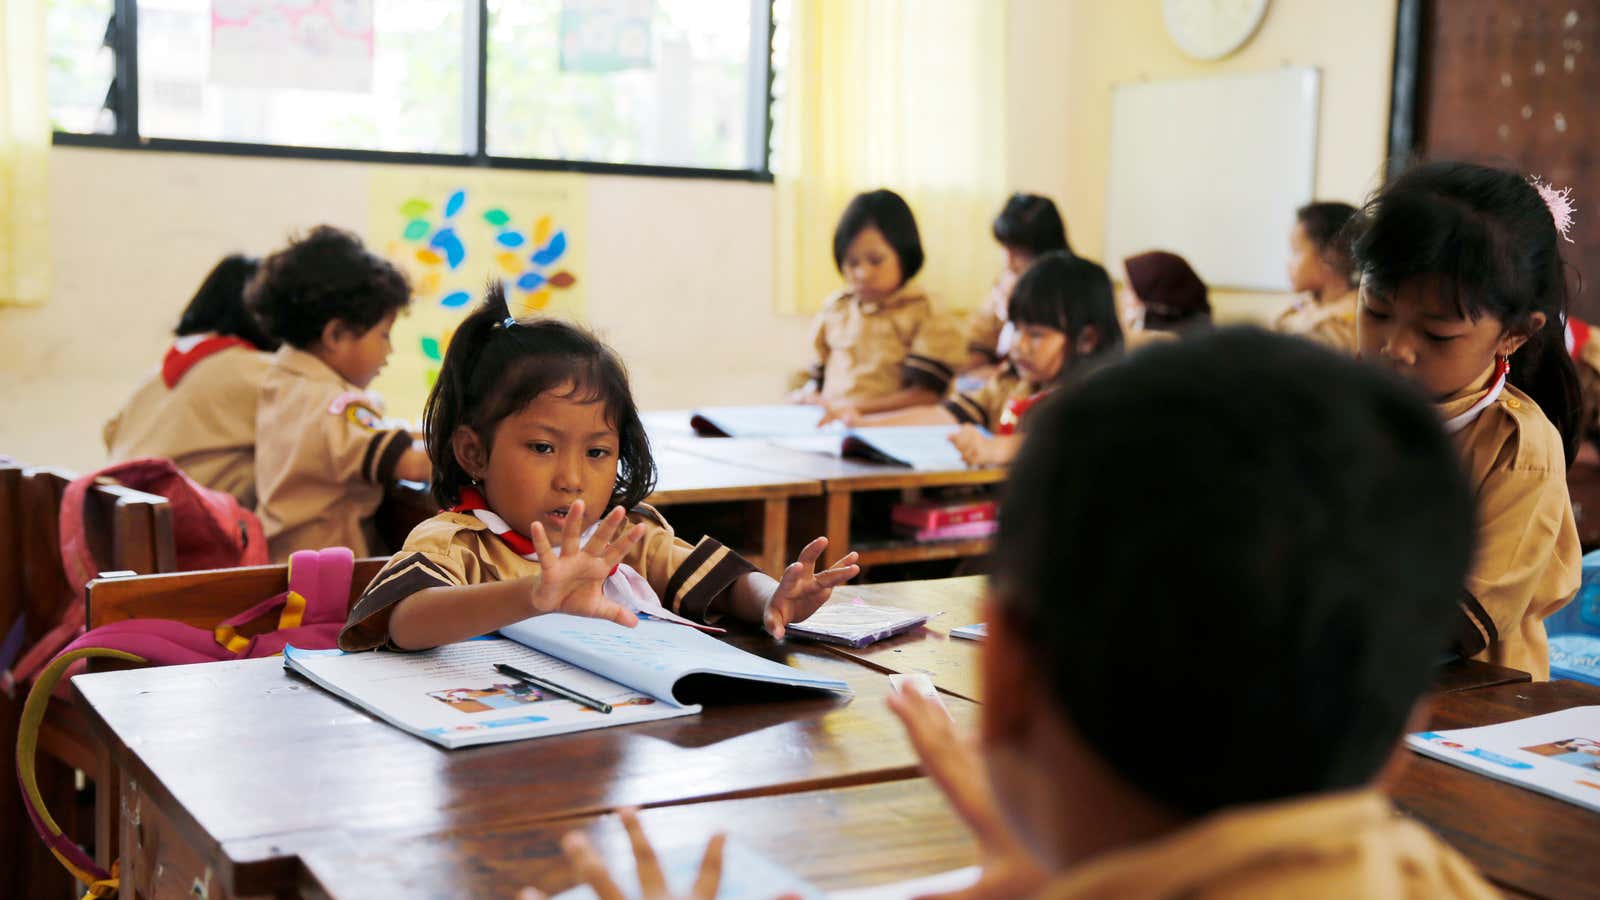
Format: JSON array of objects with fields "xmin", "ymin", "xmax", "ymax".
[
  {"xmin": 87, "ymin": 557, "xmax": 387, "ymax": 630},
  {"xmin": 18, "ymin": 468, "xmax": 75, "ymax": 648},
  {"xmin": 81, "ymin": 481, "xmax": 178, "ymax": 577},
  {"xmin": 0, "ymin": 460, "xmax": 25, "ymax": 661}
]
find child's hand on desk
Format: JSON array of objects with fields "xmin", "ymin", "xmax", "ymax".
[
  {"xmin": 948, "ymin": 427, "xmax": 1019, "ymax": 468},
  {"xmin": 788, "ymin": 383, "xmax": 822, "ymax": 405},
  {"xmin": 518, "ymin": 809, "xmax": 764, "ymax": 900},
  {"xmin": 530, "ymin": 501, "xmax": 647, "ymax": 628},
  {"xmin": 763, "ymin": 536, "xmax": 861, "ymax": 640},
  {"xmin": 887, "ymin": 684, "xmax": 1048, "ymax": 900},
  {"xmin": 816, "ymin": 400, "xmax": 863, "ymax": 427}
]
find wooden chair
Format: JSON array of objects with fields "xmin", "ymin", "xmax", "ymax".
[
  {"xmin": 13, "ymin": 467, "xmax": 175, "ymax": 895},
  {"xmin": 0, "ymin": 459, "xmax": 34, "ymax": 900}
]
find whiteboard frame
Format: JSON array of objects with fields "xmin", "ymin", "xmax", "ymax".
[{"xmin": 1104, "ymin": 66, "xmax": 1321, "ymax": 293}]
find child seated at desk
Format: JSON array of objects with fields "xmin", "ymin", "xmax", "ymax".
[
  {"xmin": 247, "ymin": 225, "xmax": 432, "ymax": 561},
  {"xmin": 534, "ymin": 329, "xmax": 1499, "ymax": 899},
  {"xmin": 845, "ymin": 252, "xmax": 1123, "ymax": 468},
  {"xmin": 340, "ymin": 287, "xmax": 861, "ymax": 652},
  {"xmin": 963, "ymin": 193, "xmax": 1073, "ymax": 376},
  {"xmin": 1120, "ymin": 250, "xmax": 1210, "ymax": 348},
  {"xmin": 1278, "ymin": 201, "xmax": 1360, "ymax": 352},
  {"xmin": 104, "ymin": 254, "xmax": 278, "ymax": 508},
  {"xmin": 792, "ymin": 189, "xmax": 964, "ymax": 423}
]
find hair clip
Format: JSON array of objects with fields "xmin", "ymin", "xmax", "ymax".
[
  {"xmin": 498, "ymin": 316, "xmax": 517, "ymax": 329},
  {"xmin": 1529, "ymin": 176, "xmax": 1576, "ymax": 243}
]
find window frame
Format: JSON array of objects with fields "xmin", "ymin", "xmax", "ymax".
[{"xmin": 53, "ymin": 0, "xmax": 776, "ymax": 183}]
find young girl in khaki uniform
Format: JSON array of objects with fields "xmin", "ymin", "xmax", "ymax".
[
  {"xmin": 104, "ymin": 255, "xmax": 277, "ymax": 508},
  {"xmin": 792, "ymin": 190, "xmax": 964, "ymax": 424},
  {"xmin": 852, "ymin": 252, "xmax": 1124, "ymax": 468},
  {"xmin": 247, "ymin": 226, "xmax": 432, "ymax": 561},
  {"xmin": 962, "ymin": 193, "xmax": 1073, "ymax": 375},
  {"xmin": 1353, "ymin": 162, "xmax": 1582, "ymax": 679},
  {"xmin": 342, "ymin": 287, "xmax": 861, "ymax": 652},
  {"xmin": 1278, "ymin": 201, "xmax": 1360, "ymax": 352}
]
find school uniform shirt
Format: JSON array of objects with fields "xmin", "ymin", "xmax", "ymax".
[
  {"xmin": 943, "ymin": 363, "xmax": 1043, "ymax": 434},
  {"xmin": 964, "ymin": 269, "xmax": 1019, "ymax": 365},
  {"xmin": 1032, "ymin": 790, "xmax": 1497, "ymax": 899},
  {"xmin": 1124, "ymin": 328, "xmax": 1179, "ymax": 353},
  {"xmin": 103, "ymin": 335, "xmax": 272, "ymax": 509},
  {"xmin": 1443, "ymin": 372, "xmax": 1580, "ymax": 680},
  {"xmin": 339, "ymin": 505, "xmax": 757, "ymax": 650},
  {"xmin": 1274, "ymin": 290, "xmax": 1359, "ymax": 353},
  {"xmin": 254, "ymin": 346, "xmax": 414, "ymax": 562},
  {"xmin": 804, "ymin": 283, "xmax": 964, "ymax": 404}
]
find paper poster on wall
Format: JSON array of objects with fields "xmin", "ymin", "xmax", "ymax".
[
  {"xmin": 368, "ymin": 168, "xmax": 588, "ymax": 423},
  {"xmin": 211, "ymin": 0, "xmax": 375, "ymax": 92},
  {"xmin": 560, "ymin": 0, "xmax": 654, "ymax": 73}
]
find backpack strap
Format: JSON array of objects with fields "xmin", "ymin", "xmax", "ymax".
[{"xmin": 283, "ymin": 547, "xmax": 355, "ymax": 628}]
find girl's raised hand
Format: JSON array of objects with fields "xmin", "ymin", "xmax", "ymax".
[
  {"xmin": 763, "ymin": 537, "xmax": 861, "ymax": 639},
  {"xmin": 518, "ymin": 809, "xmax": 733, "ymax": 900},
  {"xmin": 528, "ymin": 500, "xmax": 647, "ymax": 628}
]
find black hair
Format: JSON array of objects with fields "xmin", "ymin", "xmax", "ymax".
[
  {"xmin": 992, "ymin": 193, "xmax": 1071, "ymax": 257},
  {"xmin": 1351, "ymin": 160, "xmax": 1582, "ymax": 463},
  {"xmin": 993, "ymin": 328, "xmax": 1475, "ymax": 815},
  {"xmin": 174, "ymin": 254, "xmax": 278, "ymax": 351},
  {"xmin": 423, "ymin": 283, "xmax": 656, "ymax": 511},
  {"xmin": 1007, "ymin": 251, "xmax": 1123, "ymax": 377},
  {"xmin": 245, "ymin": 225, "xmax": 411, "ymax": 349},
  {"xmin": 1295, "ymin": 201, "xmax": 1359, "ymax": 286},
  {"xmin": 832, "ymin": 189, "xmax": 924, "ymax": 283}
]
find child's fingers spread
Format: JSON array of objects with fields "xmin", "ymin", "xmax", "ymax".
[
  {"xmin": 595, "ymin": 598, "xmax": 640, "ymax": 629},
  {"xmin": 561, "ymin": 832, "xmax": 626, "ymax": 900},
  {"xmin": 530, "ymin": 521, "xmax": 555, "ymax": 561},
  {"xmin": 797, "ymin": 536, "xmax": 828, "ymax": 567},
  {"xmin": 618, "ymin": 808, "xmax": 667, "ymax": 895},
  {"xmin": 602, "ymin": 522, "xmax": 649, "ymax": 568},
  {"xmin": 764, "ymin": 605, "xmax": 787, "ymax": 640},
  {"xmin": 584, "ymin": 505, "xmax": 628, "ymax": 556},
  {"xmin": 562, "ymin": 498, "xmax": 587, "ymax": 550},
  {"xmin": 816, "ymin": 564, "xmax": 861, "ymax": 588},
  {"xmin": 517, "ymin": 889, "xmax": 548, "ymax": 900},
  {"xmin": 691, "ymin": 832, "xmax": 727, "ymax": 899}
]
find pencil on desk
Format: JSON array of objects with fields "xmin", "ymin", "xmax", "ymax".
[{"xmin": 494, "ymin": 663, "xmax": 613, "ymax": 714}]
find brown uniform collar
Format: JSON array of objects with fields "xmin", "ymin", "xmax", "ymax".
[
  {"xmin": 852, "ymin": 281, "xmax": 928, "ymax": 315},
  {"xmin": 1436, "ymin": 361, "xmax": 1504, "ymax": 423},
  {"xmin": 274, "ymin": 345, "xmax": 357, "ymax": 389}
]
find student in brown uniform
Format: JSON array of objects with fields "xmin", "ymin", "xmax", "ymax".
[
  {"xmin": 852, "ymin": 252, "xmax": 1123, "ymax": 468},
  {"xmin": 963, "ymin": 193, "xmax": 1072, "ymax": 375},
  {"xmin": 1353, "ymin": 161, "xmax": 1582, "ymax": 680},
  {"xmin": 104, "ymin": 254, "xmax": 278, "ymax": 508},
  {"xmin": 1278, "ymin": 201, "xmax": 1360, "ymax": 352},
  {"xmin": 1120, "ymin": 250, "xmax": 1209, "ymax": 350},
  {"xmin": 341, "ymin": 287, "xmax": 860, "ymax": 652},
  {"xmin": 790, "ymin": 189, "xmax": 964, "ymax": 424},
  {"xmin": 527, "ymin": 329, "xmax": 1498, "ymax": 899},
  {"xmin": 247, "ymin": 226, "xmax": 432, "ymax": 561}
]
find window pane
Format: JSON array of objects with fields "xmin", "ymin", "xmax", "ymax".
[
  {"xmin": 488, "ymin": 0, "xmax": 763, "ymax": 171},
  {"xmin": 137, "ymin": 0, "xmax": 466, "ymax": 153},
  {"xmin": 49, "ymin": 0, "xmax": 117, "ymax": 134}
]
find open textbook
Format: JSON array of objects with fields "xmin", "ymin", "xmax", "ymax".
[
  {"xmin": 285, "ymin": 615, "xmax": 851, "ymax": 749},
  {"xmin": 687, "ymin": 406, "xmax": 975, "ymax": 470},
  {"xmin": 1405, "ymin": 705, "xmax": 1600, "ymax": 812}
]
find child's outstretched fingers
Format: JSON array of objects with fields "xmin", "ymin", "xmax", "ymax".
[
  {"xmin": 581, "ymin": 505, "xmax": 630, "ymax": 557},
  {"xmin": 560, "ymin": 830, "xmax": 627, "ymax": 900},
  {"xmin": 561, "ymin": 498, "xmax": 588, "ymax": 550},
  {"xmin": 620, "ymin": 808, "xmax": 668, "ymax": 896},
  {"xmin": 601, "ymin": 522, "xmax": 650, "ymax": 571},
  {"xmin": 691, "ymin": 832, "xmax": 726, "ymax": 898}
]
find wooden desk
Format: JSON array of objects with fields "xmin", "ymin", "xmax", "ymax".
[
  {"xmin": 74, "ymin": 636, "xmax": 976, "ymax": 898},
  {"xmin": 298, "ymin": 778, "xmax": 976, "ymax": 899},
  {"xmin": 1389, "ymin": 680, "xmax": 1600, "ymax": 900},
  {"xmin": 661, "ymin": 436, "xmax": 1005, "ymax": 570},
  {"xmin": 1433, "ymin": 658, "xmax": 1532, "ymax": 694},
  {"xmin": 647, "ymin": 447, "xmax": 821, "ymax": 577},
  {"xmin": 823, "ymin": 576, "xmax": 986, "ymax": 702}
]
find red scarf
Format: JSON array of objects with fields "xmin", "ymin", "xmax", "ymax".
[
  {"xmin": 1568, "ymin": 318, "xmax": 1592, "ymax": 360},
  {"xmin": 161, "ymin": 336, "xmax": 254, "ymax": 389},
  {"xmin": 997, "ymin": 388, "xmax": 1054, "ymax": 436},
  {"xmin": 450, "ymin": 486, "xmax": 542, "ymax": 557}
]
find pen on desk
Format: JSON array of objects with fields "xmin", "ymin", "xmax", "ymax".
[{"xmin": 493, "ymin": 663, "xmax": 613, "ymax": 714}]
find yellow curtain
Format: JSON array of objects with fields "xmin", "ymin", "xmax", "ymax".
[
  {"xmin": 774, "ymin": 0, "xmax": 1007, "ymax": 316},
  {"xmin": 1, "ymin": 0, "xmax": 51, "ymax": 306}
]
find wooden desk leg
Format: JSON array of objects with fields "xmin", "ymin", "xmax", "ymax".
[
  {"xmin": 760, "ymin": 497, "xmax": 788, "ymax": 577},
  {"xmin": 95, "ymin": 744, "xmax": 120, "ymax": 872},
  {"xmin": 825, "ymin": 491, "xmax": 852, "ymax": 569}
]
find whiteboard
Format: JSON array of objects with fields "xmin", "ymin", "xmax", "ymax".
[{"xmin": 1105, "ymin": 67, "xmax": 1320, "ymax": 292}]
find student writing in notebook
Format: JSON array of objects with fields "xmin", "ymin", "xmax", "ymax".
[
  {"xmin": 104, "ymin": 254, "xmax": 279, "ymax": 508},
  {"xmin": 1352, "ymin": 161, "xmax": 1581, "ymax": 680},
  {"xmin": 340, "ymin": 286, "xmax": 860, "ymax": 652},
  {"xmin": 528, "ymin": 329, "xmax": 1499, "ymax": 899},
  {"xmin": 248, "ymin": 226, "xmax": 432, "ymax": 561},
  {"xmin": 790, "ymin": 189, "xmax": 964, "ymax": 424},
  {"xmin": 845, "ymin": 253, "xmax": 1124, "ymax": 467}
]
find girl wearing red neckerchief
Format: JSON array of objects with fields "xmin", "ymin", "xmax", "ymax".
[{"xmin": 340, "ymin": 286, "xmax": 859, "ymax": 653}]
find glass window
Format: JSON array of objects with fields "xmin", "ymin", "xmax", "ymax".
[
  {"xmin": 137, "ymin": 0, "xmax": 467, "ymax": 153},
  {"xmin": 487, "ymin": 0, "xmax": 767, "ymax": 170},
  {"xmin": 48, "ymin": 0, "xmax": 118, "ymax": 134}
]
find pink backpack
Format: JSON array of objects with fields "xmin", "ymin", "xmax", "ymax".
[
  {"xmin": 15, "ymin": 547, "xmax": 354, "ymax": 896},
  {"xmin": 6, "ymin": 457, "xmax": 269, "ymax": 692}
]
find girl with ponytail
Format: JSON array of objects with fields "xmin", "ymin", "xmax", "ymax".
[
  {"xmin": 1351, "ymin": 160, "xmax": 1581, "ymax": 679},
  {"xmin": 340, "ymin": 284, "xmax": 859, "ymax": 653}
]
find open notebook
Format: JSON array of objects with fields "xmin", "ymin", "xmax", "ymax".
[
  {"xmin": 771, "ymin": 426, "xmax": 976, "ymax": 471},
  {"xmin": 286, "ymin": 616, "xmax": 851, "ymax": 749},
  {"xmin": 1406, "ymin": 705, "xmax": 1600, "ymax": 813},
  {"xmin": 689, "ymin": 405, "xmax": 841, "ymax": 437}
]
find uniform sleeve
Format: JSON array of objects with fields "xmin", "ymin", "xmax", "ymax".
[
  {"xmin": 102, "ymin": 410, "xmax": 121, "ymax": 454},
  {"xmin": 1305, "ymin": 315, "xmax": 1358, "ymax": 354},
  {"xmin": 943, "ymin": 374, "xmax": 1009, "ymax": 430},
  {"xmin": 625, "ymin": 507, "xmax": 758, "ymax": 625},
  {"xmin": 321, "ymin": 400, "xmax": 414, "ymax": 485},
  {"xmin": 1456, "ymin": 463, "xmax": 1579, "ymax": 663},
  {"xmin": 340, "ymin": 539, "xmax": 478, "ymax": 651},
  {"xmin": 805, "ymin": 308, "xmax": 830, "ymax": 388},
  {"xmin": 964, "ymin": 279, "xmax": 1010, "ymax": 363},
  {"xmin": 901, "ymin": 309, "xmax": 962, "ymax": 396}
]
